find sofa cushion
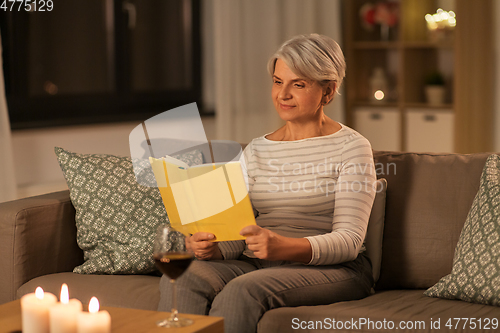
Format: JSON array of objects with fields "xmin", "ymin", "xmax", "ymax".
[
  {"xmin": 364, "ymin": 178, "xmax": 387, "ymax": 283},
  {"xmin": 373, "ymin": 152, "xmax": 491, "ymax": 290},
  {"xmin": 54, "ymin": 147, "xmax": 202, "ymax": 274},
  {"xmin": 258, "ymin": 290, "xmax": 500, "ymax": 333},
  {"xmin": 18, "ymin": 272, "xmax": 161, "ymax": 311},
  {"xmin": 425, "ymin": 154, "xmax": 500, "ymax": 306}
]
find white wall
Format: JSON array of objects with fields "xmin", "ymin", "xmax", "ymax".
[{"xmin": 12, "ymin": 117, "xmax": 215, "ymax": 199}]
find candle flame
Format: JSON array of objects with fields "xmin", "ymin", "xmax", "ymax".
[
  {"xmin": 89, "ymin": 297, "xmax": 99, "ymax": 313},
  {"xmin": 35, "ymin": 287, "xmax": 44, "ymax": 300},
  {"xmin": 60, "ymin": 283, "xmax": 69, "ymax": 304}
]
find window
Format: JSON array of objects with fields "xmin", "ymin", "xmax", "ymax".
[{"xmin": 0, "ymin": 0, "xmax": 202, "ymax": 129}]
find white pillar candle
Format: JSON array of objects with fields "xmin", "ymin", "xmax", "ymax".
[
  {"xmin": 21, "ymin": 287, "xmax": 58, "ymax": 333},
  {"xmin": 49, "ymin": 284, "xmax": 83, "ymax": 333},
  {"xmin": 77, "ymin": 297, "xmax": 111, "ymax": 333}
]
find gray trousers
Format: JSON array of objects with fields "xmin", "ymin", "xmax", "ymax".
[{"xmin": 158, "ymin": 254, "xmax": 373, "ymax": 333}]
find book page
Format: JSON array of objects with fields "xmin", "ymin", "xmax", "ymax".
[
  {"xmin": 223, "ymin": 162, "xmax": 248, "ymax": 203},
  {"xmin": 171, "ymin": 166, "xmax": 234, "ymax": 225},
  {"xmin": 150, "ymin": 157, "xmax": 256, "ymax": 241}
]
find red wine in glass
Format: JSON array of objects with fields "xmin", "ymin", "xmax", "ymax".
[
  {"xmin": 153, "ymin": 225, "xmax": 194, "ymax": 327},
  {"xmin": 153, "ymin": 252, "xmax": 193, "ymax": 280}
]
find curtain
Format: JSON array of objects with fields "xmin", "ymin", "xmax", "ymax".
[
  {"xmin": 0, "ymin": 30, "xmax": 18, "ymax": 202},
  {"xmin": 206, "ymin": 0, "xmax": 344, "ymax": 143}
]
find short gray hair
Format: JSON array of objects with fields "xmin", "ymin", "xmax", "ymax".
[{"xmin": 267, "ymin": 34, "xmax": 346, "ymax": 96}]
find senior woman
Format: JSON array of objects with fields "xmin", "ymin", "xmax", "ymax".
[{"xmin": 158, "ymin": 33, "xmax": 376, "ymax": 333}]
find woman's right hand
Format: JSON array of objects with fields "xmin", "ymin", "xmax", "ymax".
[{"xmin": 186, "ymin": 232, "xmax": 222, "ymax": 260}]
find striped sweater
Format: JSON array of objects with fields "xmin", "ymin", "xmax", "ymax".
[{"xmin": 218, "ymin": 123, "xmax": 376, "ymax": 265}]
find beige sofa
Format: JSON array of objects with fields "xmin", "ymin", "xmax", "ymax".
[{"xmin": 1, "ymin": 150, "xmax": 500, "ymax": 332}]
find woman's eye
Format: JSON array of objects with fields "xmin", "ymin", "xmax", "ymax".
[
  {"xmin": 274, "ymin": 80, "xmax": 282, "ymax": 85},
  {"xmin": 295, "ymin": 83, "xmax": 305, "ymax": 88}
]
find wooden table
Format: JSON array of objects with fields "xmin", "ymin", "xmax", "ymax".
[{"xmin": 0, "ymin": 300, "xmax": 224, "ymax": 333}]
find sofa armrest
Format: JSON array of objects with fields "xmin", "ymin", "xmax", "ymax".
[{"xmin": 0, "ymin": 190, "xmax": 83, "ymax": 304}]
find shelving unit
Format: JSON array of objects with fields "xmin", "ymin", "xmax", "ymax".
[{"xmin": 343, "ymin": 0, "xmax": 494, "ymax": 153}]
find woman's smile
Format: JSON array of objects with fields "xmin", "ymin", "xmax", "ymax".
[{"xmin": 279, "ymin": 103, "xmax": 295, "ymax": 110}]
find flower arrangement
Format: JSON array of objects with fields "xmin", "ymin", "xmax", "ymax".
[{"xmin": 359, "ymin": 1, "xmax": 400, "ymax": 31}]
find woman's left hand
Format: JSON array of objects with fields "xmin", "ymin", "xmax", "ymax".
[
  {"xmin": 240, "ymin": 225, "xmax": 284, "ymax": 261},
  {"xmin": 240, "ymin": 225, "xmax": 313, "ymax": 263}
]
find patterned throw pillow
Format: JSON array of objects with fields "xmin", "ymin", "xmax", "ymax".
[
  {"xmin": 55, "ymin": 147, "xmax": 203, "ymax": 274},
  {"xmin": 425, "ymin": 154, "xmax": 500, "ymax": 306}
]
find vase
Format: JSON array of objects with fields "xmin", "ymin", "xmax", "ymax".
[{"xmin": 425, "ymin": 85, "xmax": 445, "ymax": 105}]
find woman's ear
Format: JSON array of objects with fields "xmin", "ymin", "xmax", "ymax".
[{"xmin": 322, "ymin": 81, "xmax": 336, "ymax": 104}]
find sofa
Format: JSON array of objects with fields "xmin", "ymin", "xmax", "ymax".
[{"xmin": 2, "ymin": 150, "xmax": 500, "ymax": 332}]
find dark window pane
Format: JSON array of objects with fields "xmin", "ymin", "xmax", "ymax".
[
  {"xmin": 129, "ymin": 0, "xmax": 192, "ymax": 91},
  {"xmin": 27, "ymin": 0, "xmax": 112, "ymax": 96}
]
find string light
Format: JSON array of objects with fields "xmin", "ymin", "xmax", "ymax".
[{"xmin": 425, "ymin": 8, "xmax": 456, "ymax": 31}]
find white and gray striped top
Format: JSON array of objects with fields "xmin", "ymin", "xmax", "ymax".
[{"xmin": 218, "ymin": 123, "xmax": 376, "ymax": 265}]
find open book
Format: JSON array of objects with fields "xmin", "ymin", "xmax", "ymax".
[{"xmin": 149, "ymin": 155, "xmax": 256, "ymax": 241}]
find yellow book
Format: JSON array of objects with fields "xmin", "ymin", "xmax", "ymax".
[{"xmin": 149, "ymin": 156, "xmax": 256, "ymax": 241}]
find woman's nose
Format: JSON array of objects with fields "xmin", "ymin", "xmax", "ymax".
[{"xmin": 279, "ymin": 85, "xmax": 292, "ymax": 100}]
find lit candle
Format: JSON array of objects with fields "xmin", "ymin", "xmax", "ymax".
[
  {"xmin": 77, "ymin": 297, "xmax": 111, "ymax": 333},
  {"xmin": 49, "ymin": 283, "xmax": 83, "ymax": 333},
  {"xmin": 21, "ymin": 287, "xmax": 58, "ymax": 333}
]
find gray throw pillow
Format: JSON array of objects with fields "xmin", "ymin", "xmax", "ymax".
[
  {"xmin": 424, "ymin": 154, "xmax": 500, "ymax": 306},
  {"xmin": 55, "ymin": 147, "xmax": 203, "ymax": 274}
]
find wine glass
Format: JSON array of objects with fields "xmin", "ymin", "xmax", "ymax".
[{"xmin": 153, "ymin": 224, "xmax": 194, "ymax": 327}]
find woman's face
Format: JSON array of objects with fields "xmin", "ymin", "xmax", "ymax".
[{"xmin": 271, "ymin": 58, "xmax": 327, "ymax": 123}]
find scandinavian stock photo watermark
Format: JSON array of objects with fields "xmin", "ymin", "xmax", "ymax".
[
  {"xmin": 291, "ymin": 317, "xmax": 499, "ymax": 331},
  {"xmin": 264, "ymin": 159, "xmax": 395, "ymax": 196}
]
